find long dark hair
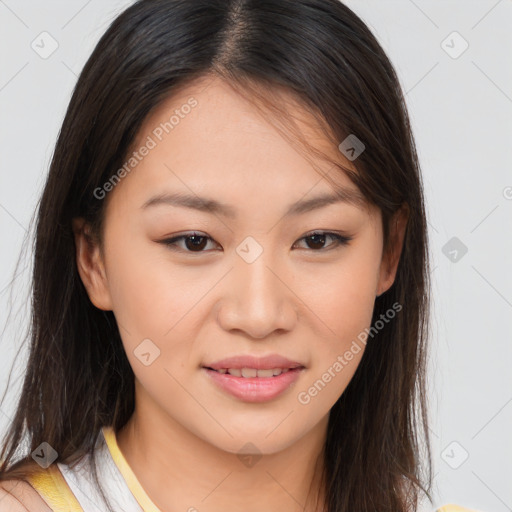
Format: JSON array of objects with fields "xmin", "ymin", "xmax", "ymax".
[{"xmin": 0, "ymin": 1, "xmax": 432, "ymax": 510}]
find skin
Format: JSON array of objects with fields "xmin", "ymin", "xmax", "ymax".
[
  {"xmin": 0, "ymin": 479, "xmax": 53, "ymax": 511},
  {"xmin": 73, "ymin": 75, "xmax": 407, "ymax": 512}
]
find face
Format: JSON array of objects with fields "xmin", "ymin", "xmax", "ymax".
[{"xmin": 74, "ymin": 76, "xmax": 405, "ymax": 455}]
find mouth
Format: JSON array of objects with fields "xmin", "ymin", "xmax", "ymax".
[
  {"xmin": 203, "ymin": 366, "xmax": 303, "ymax": 378},
  {"xmin": 201, "ymin": 354, "xmax": 306, "ymax": 402},
  {"xmin": 201, "ymin": 365, "xmax": 305, "ymax": 403}
]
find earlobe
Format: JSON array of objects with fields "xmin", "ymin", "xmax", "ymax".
[
  {"xmin": 376, "ymin": 204, "xmax": 409, "ymax": 297},
  {"xmin": 72, "ymin": 217, "xmax": 113, "ymax": 311}
]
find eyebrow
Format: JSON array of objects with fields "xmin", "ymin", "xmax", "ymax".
[{"xmin": 141, "ymin": 187, "xmax": 367, "ymax": 218}]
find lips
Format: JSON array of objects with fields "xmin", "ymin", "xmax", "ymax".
[
  {"xmin": 203, "ymin": 366, "xmax": 304, "ymax": 402},
  {"xmin": 202, "ymin": 354, "xmax": 306, "ymax": 402}
]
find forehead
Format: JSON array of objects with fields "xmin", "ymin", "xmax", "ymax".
[{"xmin": 110, "ymin": 76, "xmax": 371, "ymax": 218}]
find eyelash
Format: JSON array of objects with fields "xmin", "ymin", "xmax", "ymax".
[{"xmin": 160, "ymin": 231, "xmax": 353, "ymax": 254}]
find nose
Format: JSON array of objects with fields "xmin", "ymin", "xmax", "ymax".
[{"xmin": 215, "ymin": 248, "xmax": 297, "ymax": 339}]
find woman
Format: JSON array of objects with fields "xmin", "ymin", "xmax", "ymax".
[{"xmin": 0, "ymin": 0, "xmax": 477, "ymax": 510}]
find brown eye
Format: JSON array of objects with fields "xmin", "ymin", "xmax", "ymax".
[
  {"xmin": 183, "ymin": 235, "xmax": 209, "ymax": 251},
  {"xmin": 294, "ymin": 231, "xmax": 353, "ymax": 251},
  {"xmin": 162, "ymin": 232, "xmax": 217, "ymax": 253}
]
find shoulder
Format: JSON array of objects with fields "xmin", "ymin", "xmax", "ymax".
[
  {"xmin": 0, "ymin": 479, "xmax": 53, "ymax": 511},
  {"xmin": 0, "ymin": 458, "xmax": 82, "ymax": 512}
]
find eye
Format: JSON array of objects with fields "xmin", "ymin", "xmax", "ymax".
[
  {"xmin": 160, "ymin": 230, "xmax": 352, "ymax": 253},
  {"xmin": 293, "ymin": 231, "xmax": 353, "ymax": 251},
  {"xmin": 161, "ymin": 232, "xmax": 218, "ymax": 253}
]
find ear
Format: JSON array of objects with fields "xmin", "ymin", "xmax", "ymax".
[
  {"xmin": 376, "ymin": 203, "xmax": 409, "ymax": 297},
  {"xmin": 72, "ymin": 217, "xmax": 113, "ymax": 311}
]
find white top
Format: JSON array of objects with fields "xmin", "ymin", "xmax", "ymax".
[{"xmin": 57, "ymin": 427, "xmax": 145, "ymax": 512}]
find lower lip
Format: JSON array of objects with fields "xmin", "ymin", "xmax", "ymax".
[{"xmin": 203, "ymin": 367, "xmax": 304, "ymax": 403}]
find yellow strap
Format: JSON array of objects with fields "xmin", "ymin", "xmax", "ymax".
[
  {"xmin": 25, "ymin": 462, "xmax": 83, "ymax": 512},
  {"xmin": 437, "ymin": 505, "xmax": 479, "ymax": 512},
  {"xmin": 102, "ymin": 426, "xmax": 163, "ymax": 512}
]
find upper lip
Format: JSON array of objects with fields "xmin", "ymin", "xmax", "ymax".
[{"xmin": 203, "ymin": 354, "xmax": 305, "ymax": 371}]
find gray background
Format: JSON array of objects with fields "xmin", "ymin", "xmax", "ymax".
[{"xmin": 1, "ymin": 1, "xmax": 511, "ymax": 510}]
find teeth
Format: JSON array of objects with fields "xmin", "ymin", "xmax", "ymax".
[
  {"xmin": 215, "ymin": 367, "xmax": 295, "ymax": 377},
  {"xmin": 255, "ymin": 369, "xmax": 274, "ymax": 378},
  {"xmin": 241, "ymin": 368, "xmax": 258, "ymax": 378}
]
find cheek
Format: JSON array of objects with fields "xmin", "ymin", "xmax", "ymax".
[
  {"xmin": 102, "ymin": 226, "xmax": 221, "ymax": 380},
  {"xmin": 307, "ymin": 234, "xmax": 382, "ymax": 340},
  {"xmin": 296, "ymin": 291, "xmax": 371, "ymax": 415},
  {"xmin": 301, "ymin": 230, "xmax": 382, "ymax": 399},
  {"xmin": 102, "ymin": 225, "xmax": 190, "ymax": 341}
]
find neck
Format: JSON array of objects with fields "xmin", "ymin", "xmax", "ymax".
[{"xmin": 116, "ymin": 384, "xmax": 328, "ymax": 512}]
